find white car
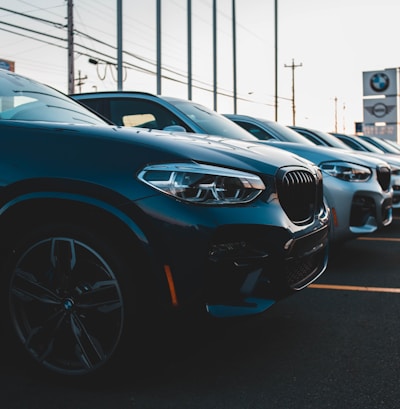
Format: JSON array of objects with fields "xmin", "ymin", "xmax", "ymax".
[{"xmin": 224, "ymin": 114, "xmax": 394, "ymax": 243}]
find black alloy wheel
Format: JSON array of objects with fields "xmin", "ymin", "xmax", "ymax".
[{"xmin": 7, "ymin": 224, "xmax": 127, "ymax": 377}]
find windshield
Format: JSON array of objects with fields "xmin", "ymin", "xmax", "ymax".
[
  {"xmin": 349, "ymin": 136, "xmax": 384, "ymax": 153},
  {"xmin": 259, "ymin": 119, "xmax": 316, "ymax": 144},
  {"xmin": 0, "ymin": 69, "xmax": 108, "ymax": 125},
  {"xmin": 164, "ymin": 97, "xmax": 256, "ymax": 141},
  {"xmin": 312, "ymin": 129, "xmax": 353, "ymax": 149},
  {"xmin": 367, "ymin": 136, "xmax": 400, "ymax": 154}
]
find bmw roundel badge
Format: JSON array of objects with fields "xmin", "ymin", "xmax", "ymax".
[{"xmin": 370, "ymin": 72, "xmax": 390, "ymax": 92}]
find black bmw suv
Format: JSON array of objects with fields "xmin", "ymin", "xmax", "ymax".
[{"xmin": 0, "ymin": 70, "xmax": 329, "ymax": 378}]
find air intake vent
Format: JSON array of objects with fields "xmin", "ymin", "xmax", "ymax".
[{"xmin": 276, "ymin": 167, "xmax": 321, "ymax": 224}]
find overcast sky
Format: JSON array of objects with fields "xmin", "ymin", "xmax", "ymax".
[{"xmin": 1, "ymin": 0, "xmax": 400, "ymax": 133}]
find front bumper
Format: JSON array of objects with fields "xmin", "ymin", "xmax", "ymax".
[
  {"xmin": 133, "ymin": 191, "xmax": 330, "ymax": 319},
  {"xmin": 390, "ymin": 174, "xmax": 400, "ymax": 208},
  {"xmin": 322, "ymin": 174, "xmax": 392, "ymax": 242},
  {"xmin": 205, "ymin": 224, "xmax": 329, "ymax": 317}
]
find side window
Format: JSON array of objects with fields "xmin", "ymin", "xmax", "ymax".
[
  {"xmin": 297, "ymin": 130, "xmax": 322, "ymax": 145},
  {"xmin": 236, "ymin": 121, "xmax": 273, "ymax": 140},
  {"xmin": 108, "ymin": 99, "xmax": 189, "ymax": 130},
  {"xmin": 341, "ymin": 138, "xmax": 359, "ymax": 150},
  {"xmin": 77, "ymin": 98, "xmax": 111, "ymax": 122}
]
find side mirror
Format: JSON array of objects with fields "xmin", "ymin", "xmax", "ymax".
[{"xmin": 163, "ymin": 125, "xmax": 187, "ymax": 132}]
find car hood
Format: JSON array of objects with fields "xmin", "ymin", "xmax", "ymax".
[
  {"xmin": 0, "ymin": 121, "xmax": 315, "ymax": 177},
  {"xmin": 261, "ymin": 140, "xmax": 390, "ymax": 168},
  {"xmin": 350, "ymin": 150, "xmax": 400, "ymax": 168},
  {"xmin": 117, "ymin": 126, "xmax": 317, "ymax": 172}
]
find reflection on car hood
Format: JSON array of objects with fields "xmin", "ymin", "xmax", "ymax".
[
  {"xmin": 262, "ymin": 140, "xmax": 390, "ymax": 168},
  {"xmin": 117, "ymin": 127, "xmax": 315, "ymax": 172},
  {"xmin": 1, "ymin": 121, "xmax": 314, "ymax": 176}
]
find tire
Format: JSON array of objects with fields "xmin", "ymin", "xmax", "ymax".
[{"xmin": 5, "ymin": 223, "xmax": 137, "ymax": 379}]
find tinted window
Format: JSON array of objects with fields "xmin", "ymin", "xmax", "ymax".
[
  {"xmin": 0, "ymin": 93, "xmax": 106, "ymax": 125},
  {"xmin": 234, "ymin": 120, "xmax": 273, "ymax": 140},
  {"xmin": 165, "ymin": 98, "xmax": 256, "ymax": 140},
  {"xmin": 110, "ymin": 99, "xmax": 188, "ymax": 130}
]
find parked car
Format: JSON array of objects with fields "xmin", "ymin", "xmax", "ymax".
[
  {"xmin": 330, "ymin": 132, "xmax": 386, "ymax": 154},
  {"xmin": 71, "ymin": 91, "xmax": 258, "ymax": 140},
  {"xmin": 223, "ymin": 114, "xmax": 394, "ymax": 241},
  {"xmin": 285, "ymin": 126, "xmax": 400, "ymax": 209},
  {"xmin": 380, "ymin": 138, "xmax": 400, "ymax": 152},
  {"xmin": 0, "ymin": 70, "xmax": 330, "ymax": 378},
  {"xmin": 358, "ymin": 135, "xmax": 400, "ymax": 155},
  {"xmin": 330, "ymin": 133, "xmax": 400, "ymax": 208},
  {"xmin": 290, "ymin": 125, "xmax": 353, "ymax": 150},
  {"xmin": 293, "ymin": 125, "xmax": 400, "ymax": 158},
  {"xmin": 71, "ymin": 92, "xmax": 393, "ymax": 244}
]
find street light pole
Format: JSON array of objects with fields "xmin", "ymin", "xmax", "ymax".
[
  {"xmin": 274, "ymin": 0, "xmax": 278, "ymax": 121},
  {"xmin": 117, "ymin": 0, "xmax": 123, "ymax": 90}
]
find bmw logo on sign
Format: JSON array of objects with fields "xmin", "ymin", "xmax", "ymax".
[{"xmin": 370, "ymin": 72, "xmax": 390, "ymax": 92}]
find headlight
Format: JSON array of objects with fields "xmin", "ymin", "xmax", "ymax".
[
  {"xmin": 389, "ymin": 165, "xmax": 400, "ymax": 176},
  {"xmin": 138, "ymin": 162, "xmax": 265, "ymax": 204},
  {"xmin": 319, "ymin": 161, "xmax": 371, "ymax": 182}
]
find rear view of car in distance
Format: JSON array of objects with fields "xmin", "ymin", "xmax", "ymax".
[
  {"xmin": 223, "ymin": 114, "xmax": 393, "ymax": 243},
  {"xmin": 0, "ymin": 70, "xmax": 330, "ymax": 379}
]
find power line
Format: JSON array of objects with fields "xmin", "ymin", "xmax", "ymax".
[
  {"xmin": 0, "ymin": 26, "xmax": 67, "ymax": 49},
  {"xmin": 0, "ymin": 6, "xmax": 66, "ymax": 29},
  {"xmin": 1, "ymin": 4, "xmax": 282, "ymax": 109},
  {"xmin": 0, "ymin": 20, "xmax": 66, "ymax": 42}
]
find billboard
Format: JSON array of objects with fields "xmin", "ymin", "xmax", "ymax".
[{"xmin": 0, "ymin": 59, "xmax": 15, "ymax": 72}]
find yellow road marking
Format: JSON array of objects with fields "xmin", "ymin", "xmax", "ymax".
[{"xmin": 309, "ymin": 283, "xmax": 400, "ymax": 293}]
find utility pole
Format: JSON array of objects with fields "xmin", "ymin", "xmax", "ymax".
[
  {"xmin": 156, "ymin": 0, "xmax": 161, "ymax": 94},
  {"xmin": 213, "ymin": 0, "xmax": 217, "ymax": 111},
  {"xmin": 334, "ymin": 96, "xmax": 338, "ymax": 132},
  {"xmin": 117, "ymin": 0, "xmax": 123, "ymax": 90},
  {"xmin": 75, "ymin": 70, "xmax": 87, "ymax": 93},
  {"xmin": 232, "ymin": 0, "xmax": 237, "ymax": 114},
  {"xmin": 284, "ymin": 58, "xmax": 302, "ymax": 126},
  {"xmin": 274, "ymin": 0, "xmax": 278, "ymax": 121},
  {"xmin": 187, "ymin": 0, "xmax": 192, "ymax": 100},
  {"xmin": 342, "ymin": 102, "xmax": 346, "ymax": 133},
  {"xmin": 67, "ymin": 0, "xmax": 74, "ymax": 94}
]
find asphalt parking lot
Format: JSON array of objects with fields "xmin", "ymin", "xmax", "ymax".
[{"xmin": 1, "ymin": 211, "xmax": 400, "ymax": 409}]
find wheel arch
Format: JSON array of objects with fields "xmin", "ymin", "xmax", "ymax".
[{"xmin": 0, "ymin": 193, "xmax": 171, "ymax": 308}]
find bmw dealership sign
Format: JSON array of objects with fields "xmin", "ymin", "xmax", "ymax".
[
  {"xmin": 363, "ymin": 68, "xmax": 397, "ymax": 96},
  {"xmin": 362, "ymin": 68, "xmax": 399, "ymax": 140}
]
